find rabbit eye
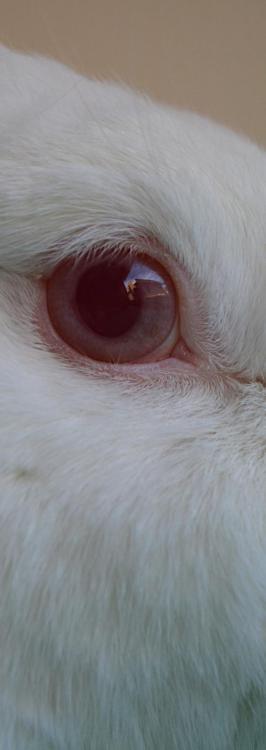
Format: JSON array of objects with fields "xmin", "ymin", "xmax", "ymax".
[{"xmin": 46, "ymin": 252, "xmax": 179, "ymax": 364}]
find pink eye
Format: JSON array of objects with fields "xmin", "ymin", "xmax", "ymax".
[{"xmin": 46, "ymin": 252, "xmax": 180, "ymax": 364}]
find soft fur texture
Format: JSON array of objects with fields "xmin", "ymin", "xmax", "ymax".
[{"xmin": 0, "ymin": 45, "xmax": 266, "ymax": 749}]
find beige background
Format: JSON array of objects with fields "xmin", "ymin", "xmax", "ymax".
[{"xmin": 1, "ymin": 0, "xmax": 266, "ymax": 146}]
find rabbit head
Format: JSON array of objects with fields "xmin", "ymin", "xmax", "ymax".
[{"xmin": 0, "ymin": 45, "xmax": 266, "ymax": 749}]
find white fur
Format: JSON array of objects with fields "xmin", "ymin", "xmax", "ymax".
[{"xmin": 0, "ymin": 45, "xmax": 266, "ymax": 749}]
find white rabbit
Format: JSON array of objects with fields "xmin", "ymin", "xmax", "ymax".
[{"xmin": 0, "ymin": 45, "xmax": 265, "ymax": 749}]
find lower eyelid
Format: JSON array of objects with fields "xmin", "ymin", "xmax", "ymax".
[
  {"xmin": 32, "ymin": 260, "xmax": 266, "ymax": 388},
  {"xmin": 34, "ymin": 278, "xmax": 248, "ymax": 387},
  {"xmin": 33, "ymin": 278, "xmax": 202, "ymax": 382},
  {"xmin": 31, "ymin": 238, "xmax": 208, "ymax": 377}
]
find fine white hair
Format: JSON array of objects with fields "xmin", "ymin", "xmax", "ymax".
[{"xmin": 0, "ymin": 45, "xmax": 266, "ymax": 749}]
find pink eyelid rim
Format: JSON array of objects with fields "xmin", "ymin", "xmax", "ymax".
[
  {"xmin": 32, "ymin": 241, "xmax": 264, "ymax": 386},
  {"xmin": 35, "ymin": 275, "xmax": 202, "ymax": 376}
]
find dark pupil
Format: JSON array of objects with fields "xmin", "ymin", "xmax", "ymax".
[{"xmin": 75, "ymin": 262, "xmax": 141, "ymax": 338}]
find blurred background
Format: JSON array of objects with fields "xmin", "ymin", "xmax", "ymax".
[{"xmin": 1, "ymin": 0, "xmax": 266, "ymax": 146}]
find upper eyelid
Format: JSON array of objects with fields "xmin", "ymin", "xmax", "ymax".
[
  {"xmin": 38, "ymin": 232, "xmax": 180, "ymax": 278},
  {"xmin": 29, "ymin": 229, "xmax": 194, "ymax": 321}
]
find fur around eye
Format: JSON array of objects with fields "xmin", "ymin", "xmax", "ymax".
[{"xmin": 0, "ymin": 44, "xmax": 266, "ymax": 750}]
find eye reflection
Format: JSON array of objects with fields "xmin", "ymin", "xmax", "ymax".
[{"xmin": 46, "ymin": 252, "xmax": 179, "ymax": 364}]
